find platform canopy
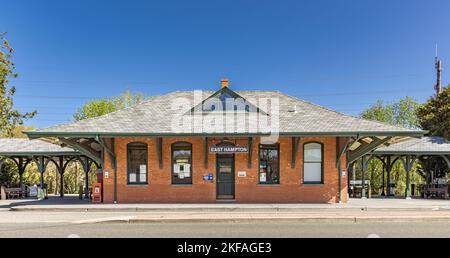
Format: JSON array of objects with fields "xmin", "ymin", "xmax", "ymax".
[
  {"xmin": 0, "ymin": 138, "xmax": 98, "ymax": 199},
  {"xmin": 374, "ymin": 136, "xmax": 450, "ymax": 157},
  {"xmin": 0, "ymin": 138, "xmax": 80, "ymax": 156},
  {"xmin": 355, "ymin": 136, "xmax": 450, "ymax": 199}
]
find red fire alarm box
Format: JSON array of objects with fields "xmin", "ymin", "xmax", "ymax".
[{"xmin": 92, "ymin": 183, "xmax": 102, "ymax": 203}]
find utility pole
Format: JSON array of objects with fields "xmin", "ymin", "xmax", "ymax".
[{"xmin": 435, "ymin": 45, "xmax": 443, "ymax": 96}]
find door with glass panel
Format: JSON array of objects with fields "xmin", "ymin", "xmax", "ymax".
[{"xmin": 216, "ymin": 155, "xmax": 235, "ymax": 200}]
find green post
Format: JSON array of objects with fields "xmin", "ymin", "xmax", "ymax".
[{"xmin": 402, "ymin": 156, "xmax": 414, "ymax": 199}]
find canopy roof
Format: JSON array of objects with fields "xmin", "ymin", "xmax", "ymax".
[
  {"xmin": 25, "ymin": 90, "xmax": 426, "ymax": 138},
  {"xmin": 0, "ymin": 138, "xmax": 80, "ymax": 156},
  {"xmin": 374, "ymin": 136, "xmax": 450, "ymax": 155}
]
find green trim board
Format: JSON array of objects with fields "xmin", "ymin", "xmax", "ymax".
[
  {"xmin": 373, "ymin": 151, "xmax": 450, "ymax": 155},
  {"xmin": 0, "ymin": 151, "xmax": 81, "ymax": 156},
  {"xmin": 25, "ymin": 130, "xmax": 427, "ymax": 138}
]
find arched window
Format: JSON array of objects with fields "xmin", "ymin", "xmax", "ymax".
[
  {"xmin": 172, "ymin": 142, "xmax": 193, "ymax": 185},
  {"xmin": 303, "ymin": 142, "xmax": 323, "ymax": 184},
  {"xmin": 127, "ymin": 142, "xmax": 148, "ymax": 185}
]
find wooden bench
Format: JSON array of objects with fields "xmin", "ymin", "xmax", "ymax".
[
  {"xmin": 4, "ymin": 187, "xmax": 27, "ymax": 199},
  {"xmin": 350, "ymin": 180, "xmax": 372, "ymax": 198},
  {"xmin": 421, "ymin": 184, "xmax": 449, "ymax": 199}
]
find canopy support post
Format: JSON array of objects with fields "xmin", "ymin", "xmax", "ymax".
[
  {"xmin": 80, "ymin": 156, "xmax": 92, "ymax": 199},
  {"xmin": 401, "ymin": 156, "xmax": 415, "ymax": 199},
  {"xmin": 360, "ymin": 155, "xmax": 371, "ymax": 199}
]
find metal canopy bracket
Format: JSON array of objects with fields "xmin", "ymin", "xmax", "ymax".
[
  {"xmin": 291, "ymin": 137, "xmax": 300, "ymax": 168},
  {"xmin": 96, "ymin": 136, "xmax": 116, "ymax": 170},
  {"xmin": 441, "ymin": 155, "xmax": 450, "ymax": 169},
  {"xmin": 348, "ymin": 136, "xmax": 393, "ymax": 164},
  {"xmin": 32, "ymin": 156, "xmax": 50, "ymax": 188},
  {"xmin": 47, "ymin": 156, "xmax": 76, "ymax": 198},
  {"xmin": 7, "ymin": 157, "xmax": 32, "ymax": 188},
  {"xmin": 58, "ymin": 137, "xmax": 102, "ymax": 164}
]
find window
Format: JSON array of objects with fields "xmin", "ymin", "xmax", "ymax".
[
  {"xmin": 259, "ymin": 144, "xmax": 279, "ymax": 184},
  {"xmin": 303, "ymin": 142, "xmax": 323, "ymax": 184},
  {"xmin": 172, "ymin": 142, "xmax": 193, "ymax": 185},
  {"xmin": 127, "ymin": 142, "xmax": 148, "ymax": 185}
]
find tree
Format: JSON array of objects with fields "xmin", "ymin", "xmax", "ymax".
[
  {"xmin": 1, "ymin": 125, "xmax": 34, "ymax": 138},
  {"xmin": 417, "ymin": 85, "xmax": 450, "ymax": 139},
  {"xmin": 0, "ymin": 32, "xmax": 36, "ymax": 137},
  {"xmin": 359, "ymin": 97, "xmax": 423, "ymax": 195},
  {"xmin": 360, "ymin": 96, "xmax": 421, "ymax": 129},
  {"xmin": 74, "ymin": 90, "xmax": 150, "ymax": 121}
]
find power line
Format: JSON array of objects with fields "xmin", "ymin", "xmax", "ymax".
[{"xmin": 13, "ymin": 87, "xmax": 432, "ymax": 100}]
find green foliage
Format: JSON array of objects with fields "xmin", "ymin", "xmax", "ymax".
[
  {"xmin": 74, "ymin": 90, "xmax": 150, "ymax": 121},
  {"xmin": 417, "ymin": 86, "xmax": 450, "ymax": 139},
  {"xmin": 0, "ymin": 32, "xmax": 36, "ymax": 137},
  {"xmin": 0, "ymin": 161, "xmax": 18, "ymax": 187},
  {"xmin": 359, "ymin": 97, "xmax": 424, "ymax": 195},
  {"xmin": 360, "ymin": 96, "xmax": 421, "ymax": 129}
]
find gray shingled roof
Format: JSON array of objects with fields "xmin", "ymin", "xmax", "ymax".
[
  {"xmin": 0, "ymin": 138, "xmax": 79, "ymax": 156},
  {"xmin": 26, "ymin": 90, "xmax": 425, "ymax": 137},
  {"xmin": 374, "ymin": 136, "xmax": 450, "ymax": 155}
]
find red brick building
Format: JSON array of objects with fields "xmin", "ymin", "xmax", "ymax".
[{"xmin": 26, "ymin": 80, "xmax": 425, "ymax": 203}]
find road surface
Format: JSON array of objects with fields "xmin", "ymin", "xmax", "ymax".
[{"xmin": 1, "ymin": 221, "xmax": 450, "ymax": 238}]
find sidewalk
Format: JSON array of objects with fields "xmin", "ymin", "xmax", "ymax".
[
  {"xmin": 1, "ymin": 197, "xmax": 449, "ymax": 224},
  {"xmin": 1, "ymin": 196, "xmax": 449, "ymax": 212}
]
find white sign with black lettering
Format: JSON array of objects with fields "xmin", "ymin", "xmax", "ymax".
[{"xmin": 238, "ymin": 171, "xmax": 247, "ymax": 177}]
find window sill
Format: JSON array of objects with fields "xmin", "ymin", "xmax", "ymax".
[
  {"xmin": 126, "ymin": 184, "xmax": 148, "ymax": 187},
  {"xmin": 257, "ymin": 183, "xmax": 280, "ymax": 186},
  {"xmin": 302, "ymin": 183, "xmax": 324, "ymax": 186},
  {"xmin": 171, "ymin": 184, "xmax": 193, "ymax": 187}
]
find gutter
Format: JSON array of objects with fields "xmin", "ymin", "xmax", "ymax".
[{"xmin": 24, "ymin": 130, "xmax": 427, "ymax": 138}]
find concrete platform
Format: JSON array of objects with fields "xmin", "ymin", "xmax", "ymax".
[
  {"xmin": 1, "ymin": 196, "xmax": 449, "ymax": 212},
  {"xmin": 0, "ymin": 196, "xmax": 449, "ymax": 224}
]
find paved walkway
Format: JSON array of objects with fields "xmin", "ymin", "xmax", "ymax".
[
  {"xmin": 0, "ymin": 196, "xmax": 449, "ymax": 211},
  {"xmin": 0, "ymin": 196, "xmax": 449, "ymax": 223}
]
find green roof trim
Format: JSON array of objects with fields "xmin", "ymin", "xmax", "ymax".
[
  {"xmin": 373, "ymin": 136, "xmax": 450, "ymax": 155},
  {"xmin": 25, "ymin": 130, "xmax": 427, "ymax": 138},
  {"xmin": 0, "ymin": 138, "xmax": 81, "ymax": 157},
  {"xmin": 0, "ymin": 151, "xmax": 81, "ymax": 156}
]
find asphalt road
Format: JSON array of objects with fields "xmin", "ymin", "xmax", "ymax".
[{"xmin": 1, "ymin": 221, "xmax": 450, "ymax": 238}]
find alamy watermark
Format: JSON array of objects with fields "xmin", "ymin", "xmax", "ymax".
[{"xmin": 170, "ymin": 90, "xmax": 280, "ymax": 142}]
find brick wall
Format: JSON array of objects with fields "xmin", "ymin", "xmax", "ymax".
[{"xmin": 102, "ymin": 136, "xmax": 348, "ymax": 204}]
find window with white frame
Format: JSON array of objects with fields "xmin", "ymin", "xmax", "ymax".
[{"xmin": 303, "ymin": 142, "xmax": 323, "ymax": 184}]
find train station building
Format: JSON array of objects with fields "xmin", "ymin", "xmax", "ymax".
[{"xmin": 23, "ymin": 80, "xmax": 426, "ymax": 204}]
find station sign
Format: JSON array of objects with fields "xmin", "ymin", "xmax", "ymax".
[{"xmin": 210, "ymin": 145, "xmax": 248, "ymax": 153}]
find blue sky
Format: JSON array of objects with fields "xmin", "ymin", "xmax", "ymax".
[{"xmin": 1, "ymin": 0, "xmax": 450, "ymax": 128}]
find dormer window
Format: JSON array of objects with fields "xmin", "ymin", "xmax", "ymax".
[{"xmin": 190, "ymin": 84, "xmax": 267, "ymax": 115}]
